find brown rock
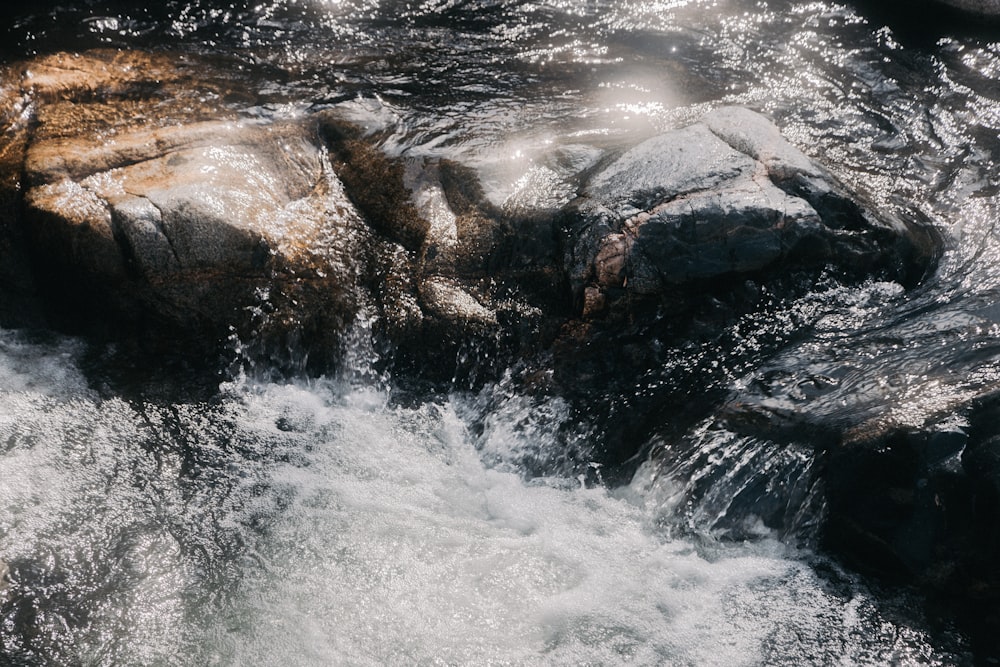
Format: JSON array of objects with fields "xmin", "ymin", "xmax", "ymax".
[{"xmin": 2, "ymin": 50, "xmax": 382, "ymax": 360}]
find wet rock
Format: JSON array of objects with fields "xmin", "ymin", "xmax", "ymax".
[
  {"xmin": 0, "ymin": 49, "xmax": 565, "ymax": 380},
  {"xmin": 318, "ymin": 118, "xmax": 429, "ymax": 252},
  {"xmin": 562, "ymin": 107, "xmax": 939, "ymax": 318},
  {"xmin": 824, "ymin": 398, "xmax": 1000, "ymax": 601},
  {"xmin": 0, "ymin": 53, "xmax": 942, "ymax": 395},
  {"xmin": 419, "ymin": 276, "xmax": 497, "ymax": 328},
  {"xmin": 20, "ymin": 54, "xmax": 568, "ymax": 369},
  {"xmin": 0, "ymin": 51, "xmax": 433, "ymax": 367},
  {"xmin": 717, "ymin": 353, "xmax": 1000, "ymax": 601},
  {"xmin": 935, "ymin": 0, "xmax": 1000, "ymax": 15},
  {"xmin": 546, "ymin": 108, "xmax": 941, "ymax": 470}
]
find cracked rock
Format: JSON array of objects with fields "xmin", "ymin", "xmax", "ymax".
[{"xmin": 562, "ymin": 106, "xmax": 940, "ymax": 317}]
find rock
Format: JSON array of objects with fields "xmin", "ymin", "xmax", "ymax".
[
  {"xmin": 18, "ymin": 78, "xmax": 370, "ymax": 361},
  {"xmin": 0, "ymin": 53, "xmax": 943, "ymax": 397},
  {"xmin": 419, "ymin": 277, "xmax": 497, "ymax": 328},
  {"xmin": 708, "ymin": 311, "xmax": 1000, "ymax": 603},
  {"xmin": 0, "ymin": 51, "xmax": 443, "ymax": 368},
  {"xmin": 545, "ymin": 108, "xmax": 940, "ymax": 470},
  {"xmin": 561, "ymin": 107, "xmax": 939, "ymax": 318},
  {"xmin": 935, "ymin": 0, "xmax": 1000, "ymax": 15},
  {"xmin": 0, "ymin": 49, "xmax": 563, "ymax": 378},
  {"xmin": 824, "ymin": 398, "xmax": 1000, "ymax": 601}
]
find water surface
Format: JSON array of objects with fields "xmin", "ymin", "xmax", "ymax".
[{"xmin": 2, "ymin": 0, "xmax": 1000, "ymax": 663}]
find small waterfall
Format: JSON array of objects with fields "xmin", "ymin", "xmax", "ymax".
[{"xmin": 631, "ymin": 420, "xmax": 827, "ymax": 546}]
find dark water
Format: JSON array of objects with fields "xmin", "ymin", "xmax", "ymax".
[{"xmin": 1, "ymin": 0, "xmax": 999, "ymax": 664}]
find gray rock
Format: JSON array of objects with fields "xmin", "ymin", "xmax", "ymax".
[{"xmin": 563, "ymin": 107, "xmax": 938, "ymax": 317}]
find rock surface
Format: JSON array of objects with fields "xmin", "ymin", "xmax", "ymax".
[
  {"xmin": 0, "ymin": 51, "xmax": 942, "ymax": 388},
  {"xmin": 0, "ymin": 51, "xmax": 522, "ymax": 370},
  {"xmin": 562, "ymin": 106, "xmax": 938, "ymax": 319},
  {"xmin": 0, "ymin": 51, "xmax": 372, "ymax": 362}
]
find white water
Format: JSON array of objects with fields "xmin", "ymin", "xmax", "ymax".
[{"xmin": 0, "ymin": 329, "xmax": 956, "ymax": 664}]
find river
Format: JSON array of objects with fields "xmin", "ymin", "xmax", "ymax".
[{"xmin": 1, "ymin": 0, "xmax": 998, "ymax": 664}]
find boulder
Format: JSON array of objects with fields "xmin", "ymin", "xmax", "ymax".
[
  {"xmin": 545, "ymin": 108, "xmax": 942, "ymax": 470},
  {"xmin": 562, "ymin": 107, "xmax": 939, "ymax": 319},
  {"xmin": 0, "ymin": 53, "xmax": 943, "ymax": 391},
  {"xmin": 0, "ymin": 51, "xmax": 376, "ymax": 362},
  {"xmin": 0, "ymin": 50, "xmax": 526, "ymax": 370}
]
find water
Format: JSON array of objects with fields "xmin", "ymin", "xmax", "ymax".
[
  {"xmin": 1, "ymin": 0, "xmax": 999, "ymax": 663},
  {"xmin": 0, "ymin": 331, "xmax": 963, "ymax": 664}
]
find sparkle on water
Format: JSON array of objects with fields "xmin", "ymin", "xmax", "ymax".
[{"xmin": 2, "ymin": 0, "xmax": 999, "ymax": 663}]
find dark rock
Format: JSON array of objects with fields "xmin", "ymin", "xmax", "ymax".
[
  {"xmin": 319, "ymin": 118, "xmax": 429, "ymax": 252},
  {"xmin": 562, "ymin": 107, "xmax": 939, "ymax": 319},
  {"xmin": 545, "ymin": 108, "xmax": 941, "ymax": 471},
  {"xmin": 823, "ymin": 398, "xmax": 1000, "ymax": 602}
]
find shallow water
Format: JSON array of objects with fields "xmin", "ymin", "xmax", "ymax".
[{"xmin": 2, "ymin": 0, "xmax": 1000, "ymax": 663}]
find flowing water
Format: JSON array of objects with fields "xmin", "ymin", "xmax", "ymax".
[{"xmin": 1, "ymin": 0, "xmax": 999, "ymax": 664}]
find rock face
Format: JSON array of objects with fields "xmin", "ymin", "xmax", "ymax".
[{"xmin": 562, "ymin": 107, "xmax": 938, "ymax": 319}]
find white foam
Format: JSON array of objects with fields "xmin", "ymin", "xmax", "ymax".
[
  {"xmin": 0, "ymin": 345, "xmax": 951, "ymax": 665},
  {"xmin": 189, "ymin": 380, "xmax": 946, "ymax": 666}
]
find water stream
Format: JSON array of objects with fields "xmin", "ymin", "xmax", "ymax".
[
  {"xmin": 2, "ymin": 0, "xmax": 999, "ymax": 664},
  {"xmin": 0, "ymin": 330, "xmax": 963, "ymax": 664}
]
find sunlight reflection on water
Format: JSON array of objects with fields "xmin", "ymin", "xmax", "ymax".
[{"xmin": 1, "ymin": 0, "xmax": 999, "ymax": 662}]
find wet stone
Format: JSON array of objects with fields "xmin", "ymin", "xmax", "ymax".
[
  {"xmin": 562, "ymin": 106, "xmax": 939, "ymax": 318},
  {"xmin": 0, "ymin": 51, "xmax": 414, "ymax": 363},
  {"xmin": 0, "ymin": 51, "xmax": 943, "ymax": 392}
]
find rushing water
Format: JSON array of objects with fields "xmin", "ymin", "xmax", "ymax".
[
  {"xmin": 0, "ymin": 330, "xmax": 967, "ymax": 664},
  {"xmin": 2, "ymin": 0, "xmax": 1000, "ymax": 664}
]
